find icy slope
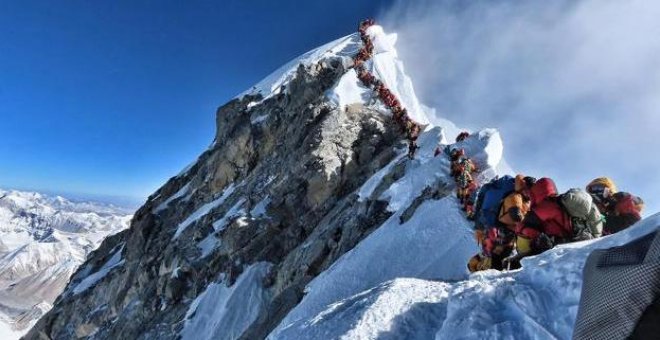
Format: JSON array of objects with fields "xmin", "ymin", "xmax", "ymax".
[
  {"xmin": 0, "ymin": 189, "xmax": 131, "ymax": 336},
  {"xmin": 272, "ymin": 213, "xmax": 660, "ymax": 340}
]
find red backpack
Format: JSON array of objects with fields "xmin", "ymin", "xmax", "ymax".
[{"xmin": 614, "ymin": 193, "xmax": 643, "ymax": 219}]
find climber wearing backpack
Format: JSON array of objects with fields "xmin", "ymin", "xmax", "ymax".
[
  {"xmin": 449, "ymin": 149, "xmax": 465, "ymax": 177},
  {"xmin": 456, "ymin": 131, "xmax": 470, "ymax": 143},
  {"xmin": 514, "ymin": 178, "xmax": 572, "ymax": 259},
  {"xmin": 407, "ymin": 121, "xmax": 421, "ymax": 141},
  {"xmin": 586, "ymin": 177, "xmax": 618, "ymax": 213},
  {"xmin": 473, "ymin": 175, "xmax": 516, "ymax": 231},
  {"xmin": 455, "ymin": 158, "xmax": 477, "ymax": 204},
  {"xmin": 603, "ymin": 192, "xmax": 644, "ymax": 234},
  {"xmin": 364, "ymin": 38, "xmax": 374, "ymax": 54},
  {"xmin": 407, "ymin": 141, "xmax": 417, "ymax": 159},
  {"xmin": 469, "ymin": 175, "xmax": 535, "ymax": 272},
  {"xmin": 498, "ymin": 175, "xmax": 536, "ymax": 231},
  {"xmin": 586, "ymin": 177, "xmax": 644, "ymax": 234},
  {"xmin": 357, "ymin": 68, "xmax": 374, "ymax": 86},
  {"xmin": 559, "ymin": 188, "xmax": 604, "ymax": 240},
  {"xmin": 467, "ymin": 175, "xmax": 516, "ymax": 272},
  {"xmin": 604, "ymin": 192, "xmax": 644, "ymax": 235}
]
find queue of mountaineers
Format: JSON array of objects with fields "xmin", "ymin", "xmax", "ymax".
[
  {"xmin": 443, "ymin": 138, "xmax": 646, "ymax": 272},
  {"xmin": 351, "ymin": 19, "xmax": 644, "ymax": 272},
  {"xmin": 354, "ymin": 19, "xmax": 422, "ymax": 159}
]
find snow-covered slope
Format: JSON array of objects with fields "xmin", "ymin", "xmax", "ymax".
[
  {"xmin": 0, "ymin": 189, "xmax": 131, "ymax": 337},
  {"xmin": 240, "ymin": 25, "xmax": 431, "ymax": 127},
  {"xmin": 271, "ymin": 213, "xmax": 660, "ymax": 340},
  {"xmin": 327, "ymin": 25, "xmax": 430, "ymax": 125}
]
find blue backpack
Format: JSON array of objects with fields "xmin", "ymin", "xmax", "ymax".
[{"xmin": 474, "ymin": 175, "xmax": 515, "ymax": 229}]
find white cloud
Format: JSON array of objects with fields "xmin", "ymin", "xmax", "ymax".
[{"xmin": 380, "ymin": 0, "xmax": 660, "ymax": 214}]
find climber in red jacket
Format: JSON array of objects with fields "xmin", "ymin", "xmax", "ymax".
[
  {"xmin": 456, "ymin": 131, "xmax": 470, "ymax": 143},
  {"xmin": 357, "ymin": 69, "xmax": 374, "ymax": 86},
  {"xmin": 359, "ymin": 19, "xmax": 375, "ymax": 35},
  {"xmin": 515, "ymin": 178, "xmax": 572, "ymax": 258}
]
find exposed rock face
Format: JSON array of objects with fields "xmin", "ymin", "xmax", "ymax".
[{"xmin": 25, "ymin": 56, "xmax": 415, "ymax": 339}]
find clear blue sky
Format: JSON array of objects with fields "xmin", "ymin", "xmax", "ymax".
[{"xmin": 0, "ymin": 1, "xmax": 394, "ymax": 206}]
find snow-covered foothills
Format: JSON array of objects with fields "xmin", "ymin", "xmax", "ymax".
[{"xmin": 0, "ymin": 189, "xmax": 132, "ymax": 338}]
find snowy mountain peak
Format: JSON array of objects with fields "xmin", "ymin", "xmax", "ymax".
[
  {"xmin": 237, "ymin": 33, "xmax": 358, "ymax": 100},
  {"xmin": 239, "ymin": 25, "xmax": 431, "ymax": 127}
]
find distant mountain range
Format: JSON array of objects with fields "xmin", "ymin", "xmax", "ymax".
[{"xmin": 0, "ymin": 189, "xmax": 132, "ymax": 338}]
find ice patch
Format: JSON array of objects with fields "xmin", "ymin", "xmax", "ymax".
[
  {"xmin": 357, "ymin": 152, "xmax": 406, "ymax": 202},
  {"xmin": 72, "ymin": 246, "xmax": 124, "ymax": 296},
  {"xmin": 197, "ymin": 233, "xmax": 220, "ymax": 259},
  {"xmin": 250, "ymin": 196, "xmax": 271, "ymax": 218},
  {"xmin": 212, "ymin": 198, "xmax": 246, "ymax": 232},
  {"xmin": 154, "ymin": 183, "xmax": 191, "ymax": 213},
  {"xmin": 251, "ymin": 114, "xmax": 269, "ymax": 125},
  {"xmin": 180, "ymin": 262, "xmax": 273, "ymax": 340},
  {"xmin": 172, "ymin": 183, "xmax": 238, "ymax": 240},
  {"xmin": 327, "ymin": 69, "xmax": 371, "ymax": 108}
]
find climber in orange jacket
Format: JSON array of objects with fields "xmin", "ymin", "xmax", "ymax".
[
  {"xmin": 470, "ymin": 175, "xmax": 535, "ymax": 272},
  {"xmin": 498, "ymin": 175, "xmax": 536, "ymax": 231}
]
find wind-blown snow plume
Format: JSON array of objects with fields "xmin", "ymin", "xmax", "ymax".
[{"xmin": 379, "ymin": 0, "xmax": 660, "ymax": 213}]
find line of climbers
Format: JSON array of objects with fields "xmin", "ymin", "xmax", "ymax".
[
  {"xmin": 352, "ymin": 20, "xmax": 645, "ymax": 273},
  {"xmin": 467, "ymin": 171, "xmax": 644, "ymax": 272},
  {"xmin": 354, "ymin": 19, "xmax": 423, "ymax": 159},
  {"xmin": 437, "ymin": 132, "xmax": 645, "ymax": 272}
]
